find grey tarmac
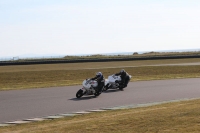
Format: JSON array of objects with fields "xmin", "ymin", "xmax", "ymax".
[{"xmin": 0, "ymin": 78, "xmax": 200, "ymax": 124}]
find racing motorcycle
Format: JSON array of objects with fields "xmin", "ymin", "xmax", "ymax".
[
  {"xmin": 76, "ymin": 79, "xmax": 102, "ymax": 98},
  {"xmin": 103, "ymin": 74, "xmax": 132, "ymax": 91}
]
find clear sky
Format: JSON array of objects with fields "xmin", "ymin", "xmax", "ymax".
[{"xmin": 1, "ymin": 0, "xmax": 200, "ymax": 57}]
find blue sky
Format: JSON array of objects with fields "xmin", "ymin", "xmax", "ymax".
[{"xmin": 1, "ymin": 0, "xmax": 200, "ymax": 57}]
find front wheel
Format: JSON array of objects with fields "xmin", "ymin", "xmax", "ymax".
[
  {"xmin": 104, "ymin": 84, "xmax": 110, "ymax": 91},
  {"xmin": 76, "ymin": 89, "xmax": 84, "ymax": 98}
]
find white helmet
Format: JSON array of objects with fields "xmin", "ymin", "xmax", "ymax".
[
  {"xmin": 120, "ymin": 69, "xmax": 125, "ymax": 73},
  {"xmin": 96, "ymin": 72, "xmax": 102, "ymax": 76}
]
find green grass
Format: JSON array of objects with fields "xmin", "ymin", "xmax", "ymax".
[
  {"xmin": 1, "ymin": 99, "xmax": 200, "ymax": 133},
  {"xmin": 0, "ymin": 58, "xmax": 200, "ymax": 91}
]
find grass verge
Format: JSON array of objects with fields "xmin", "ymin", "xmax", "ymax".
[
  {"xmin": 0, "ymin": 99, "xmax": 200, "ymax": 133},
  {"xmin": 0, "ymin": 60, "xmax": 200, "ymax": 91},
  {"xmin": 0, "ymin": 65, "xmax": 200, "ymax": 91}
]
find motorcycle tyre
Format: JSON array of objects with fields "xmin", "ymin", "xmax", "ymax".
[
  {"xmin": 94, "ymin": 91, "xmax": 101, "ymax": 97},
  {"xmin": 104, "ymin": 84, "xmax": 109, "ymax": 91},
  {"xmin": 119, "ymin": 87, "xmax": 124, "ymax": 91},
  {"xmin": 76, "ymin": 89, "xmax": 84, "ymax": 98}
]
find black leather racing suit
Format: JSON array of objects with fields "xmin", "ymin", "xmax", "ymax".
[
  {"xmin": 91, "ymin": 75, "xmax": 105, "ymax": 92},
  {"xmin": 115, "ymin": 72, "xmax": 130, "ymax": 87}
]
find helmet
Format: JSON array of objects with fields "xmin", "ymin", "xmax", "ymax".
[
  {"xmin": 96, "ymin": 72, "xmax": 102, "ymax": 77},
  {"xmin": 120, "ymin": 69, "xmax": 125, "ymax": 73}
]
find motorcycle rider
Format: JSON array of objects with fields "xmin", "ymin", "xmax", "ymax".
[
  {"xmin": 90, "ymin": 72, "xmax": 105, "ymax": 93},
  {"xmin": 115, "ymin": 69, "xmax": 130, "ymax": 88}
]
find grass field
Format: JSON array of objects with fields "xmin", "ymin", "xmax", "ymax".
[
  {"xmin": 0, "ymin": 98, "xmax": 200, "ymax": 133},
  {"xmin": 0, "ymin": 58, "xmax": 200, "ymax": 132},
  {"xmin": 0, "ymin": 58, "xmax": 200, "ymax": 91}
]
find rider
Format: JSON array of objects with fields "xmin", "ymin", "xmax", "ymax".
[
  {"xmin": 115, "ymin": 69, "xmax": 130, "ymax": 88},
  {"xmin": 90, "ymin": 72, "xmax": 105, "ymax": 93}
]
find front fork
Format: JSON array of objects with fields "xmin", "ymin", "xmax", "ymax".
[{"xmin": 81, "ymin": 87, "xmax": 86, "ymax": 94}]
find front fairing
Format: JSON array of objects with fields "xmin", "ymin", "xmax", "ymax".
[{"xmin": 105, "ymin": 79, "xmax": 109, "ymax": 85}]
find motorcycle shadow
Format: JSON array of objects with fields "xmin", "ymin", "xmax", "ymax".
[
  {"xmin": 103, "ymin": 89, "xmax": 121, "ymax": 93},
  {"xmin": 69, "ymin": 95, "xmax": 97, "ymax": 101}
]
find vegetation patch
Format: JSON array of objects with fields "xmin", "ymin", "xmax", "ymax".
[
  {"xmin": 0, "ymin": 99, "xmax": 200, "ymax": 133},
  {"xmin": 0, "ymin": 58, "xmax": 200, "ymax": 132},
  {"xmin": 0, "ymin": 59, "xmax": 200, "ymax": 91},
  {"xmin": 4, "ymin": 51, "xmax": 200, "ymax": 62}
]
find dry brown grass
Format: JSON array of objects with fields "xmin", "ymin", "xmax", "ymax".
[
  {"xmin": 0, "ymin": 65, "xmax": 200, "ymax": 91},
  {"xmin": 1, "ymin": 99, "xmax": 200, "ymax": 133},
  {"xmin": 0, "ymin": 58, "xmax": 200, "ymax": 132},
  {"xmin": 1, "ymin": 58, "xmax": 200, "ymax": 72},
  {"xmin": 0, "ymin": 58, "xmax": 200, "ymax": 91}
]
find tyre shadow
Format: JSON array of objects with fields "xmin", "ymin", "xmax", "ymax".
[
  {"xmin": 102, "ymin": 89, "xmax": 121, "ymax": 93},
  {"xmin": 69, "ymin": 95, "xmax": 97, "ymax": 101},
  {"xmin": 69, "ymin": 89, "xmax": 122, "ymax": 101}
]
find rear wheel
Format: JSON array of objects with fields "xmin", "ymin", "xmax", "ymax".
[
  {"xmin": 119, "ymin": 87, "xmax": 124, "ymax": 91},
  {"xmin": 94, "ymin": 88, "xmax": 101, "ymax": 97},
  {"xmin": 94, "ymin": 91, "xmax": 101, "ymax": 97},
  {"xmin": 76, "ymin": 89, "xmax": 83, "ymax": 98},
  {"xmin": 119, "ymin": 84, "xmax": 124, "ymax": 91}
]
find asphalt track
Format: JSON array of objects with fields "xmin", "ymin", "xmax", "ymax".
[{"xmin": 0, "ymin": 78, "xmax": 200, "ymax": 124}]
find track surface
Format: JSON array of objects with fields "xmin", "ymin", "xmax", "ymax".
[{"xmin": 0, "ymin": 78, "xmax": 200, "ymax": 123}]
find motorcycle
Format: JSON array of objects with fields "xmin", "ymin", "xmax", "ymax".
[
  {"xmin": 103, "ymin": 74, "xmax": 132, "ymax": 91},
  {"xmin": 76, "ymin": 79, "xmax": 102, "ymax": 98}
]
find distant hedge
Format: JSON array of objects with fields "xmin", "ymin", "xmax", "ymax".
[{"xmin": 0, "ymin": 55, "xmax": 200, "ymax": 66}]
